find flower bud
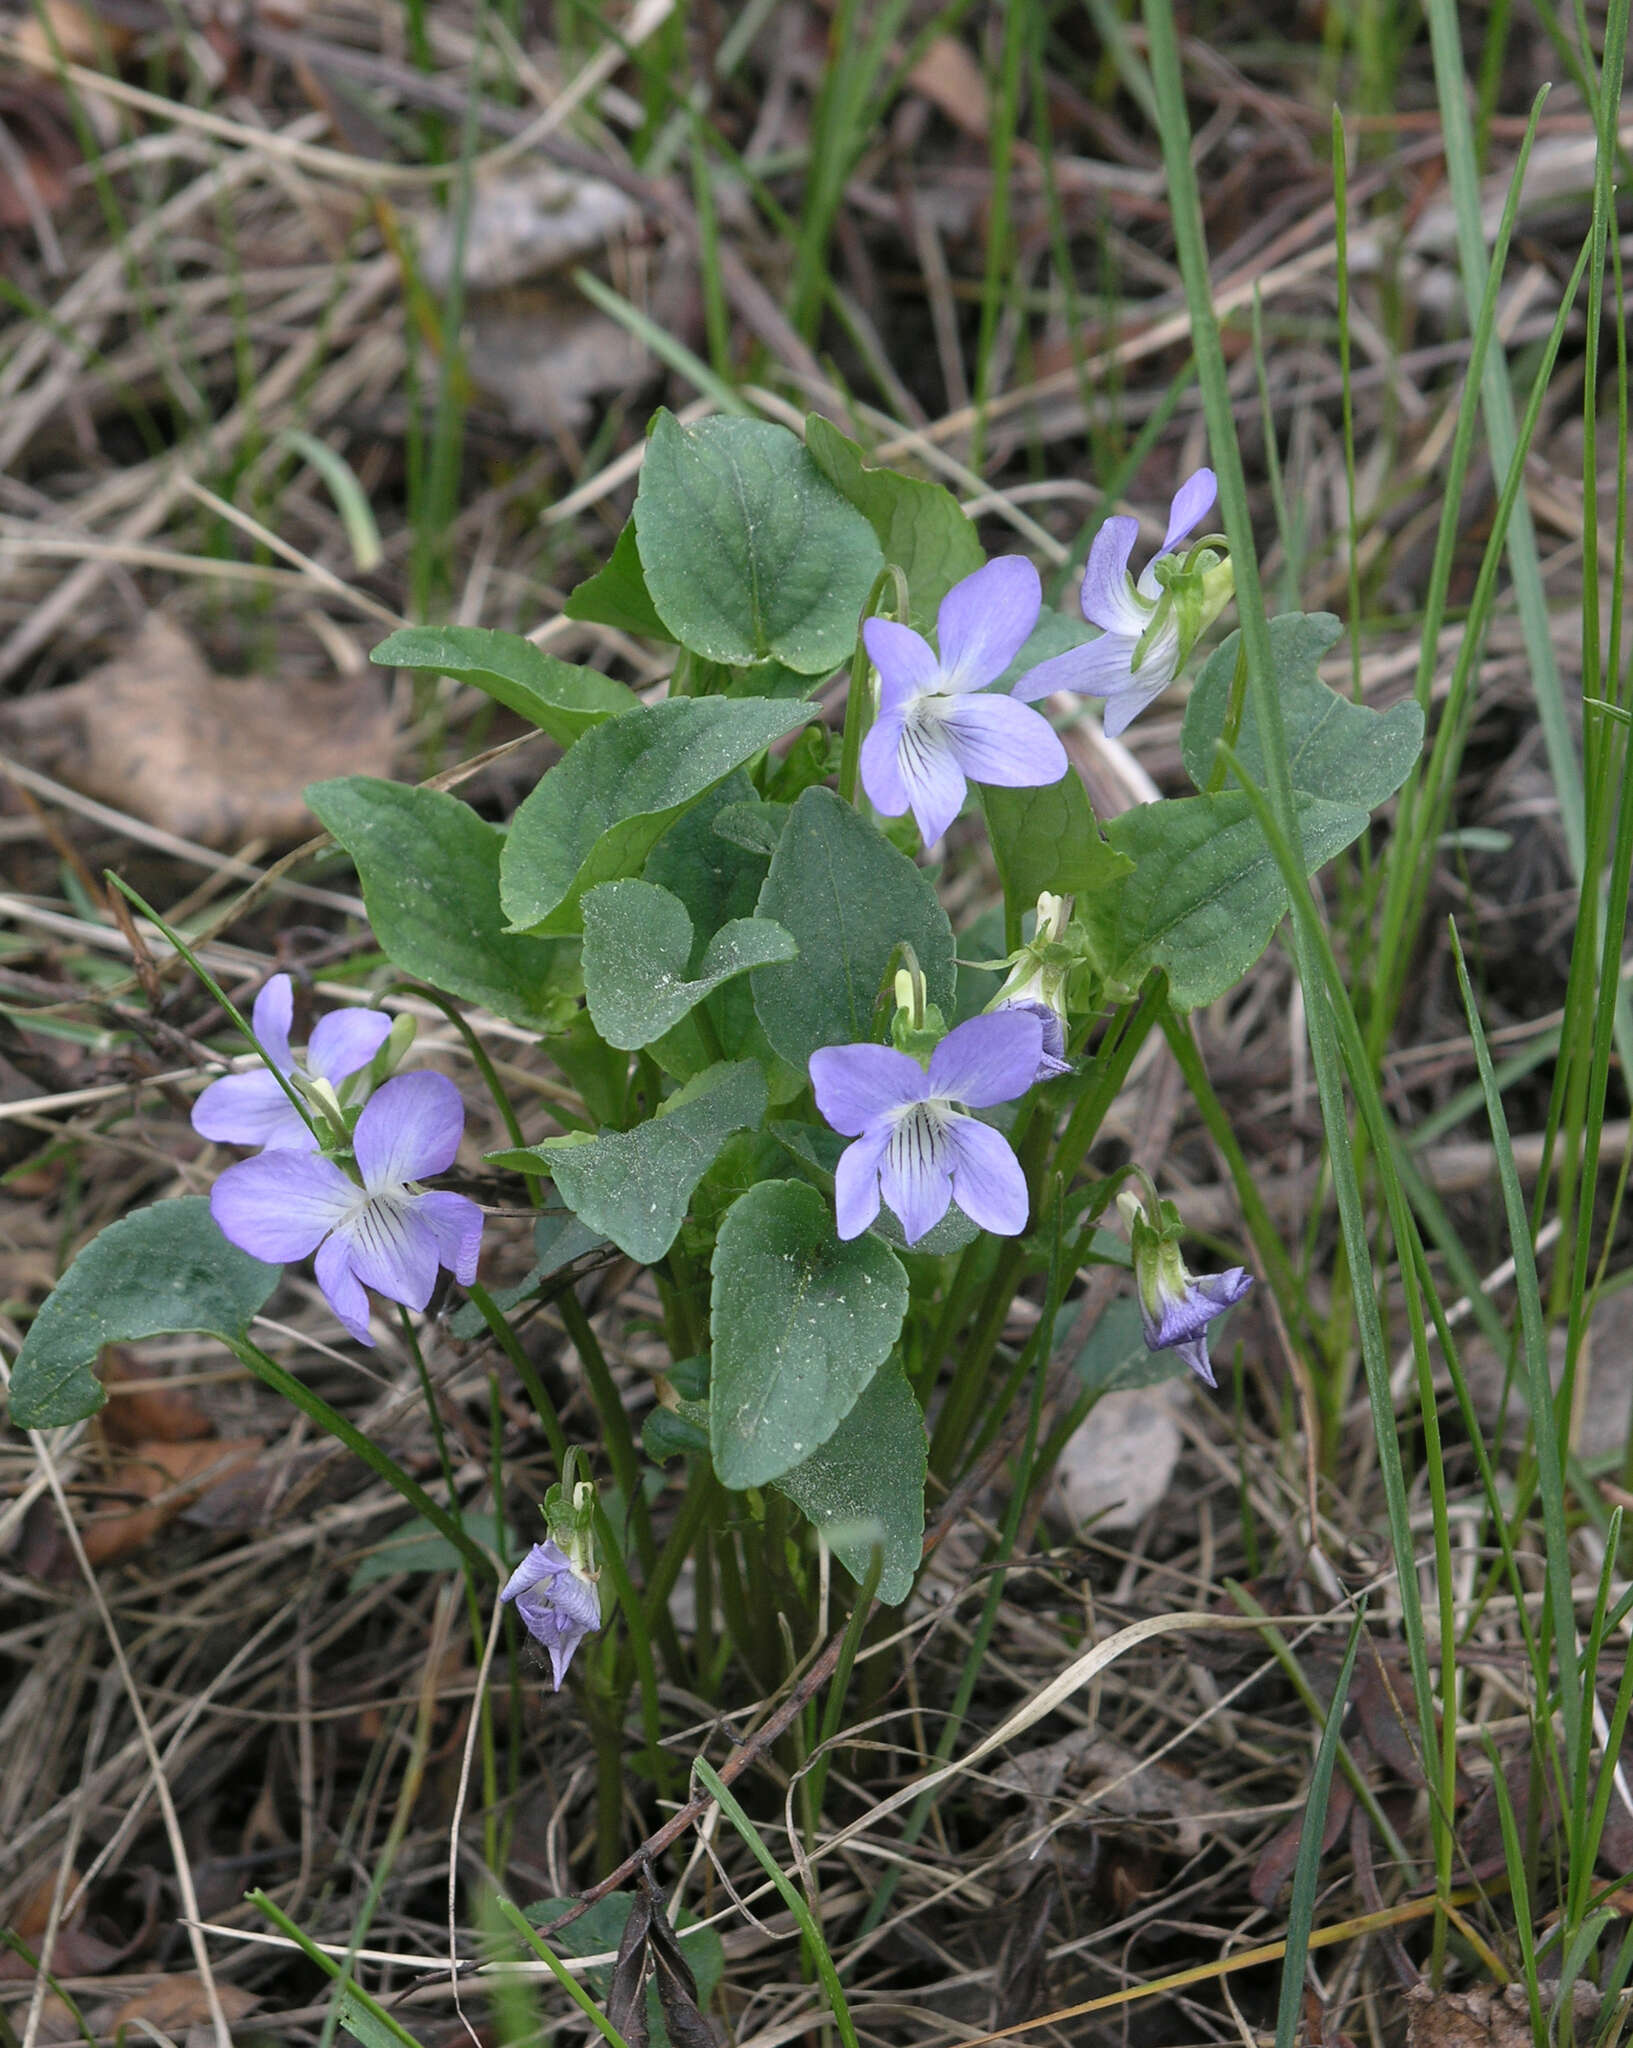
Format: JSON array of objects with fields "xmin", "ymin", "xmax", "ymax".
[{"xmin": 1119, "ymin": 1184, "xmax": 1251, "ymax": 1390}]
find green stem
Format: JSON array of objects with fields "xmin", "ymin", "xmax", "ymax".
[{"xmin": 468, "ymin": 1282, "xmax": 568, "ymax": 1473}]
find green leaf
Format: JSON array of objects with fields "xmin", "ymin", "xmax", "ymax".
[
  {"xmin": 500, "ymin": 696, "xmax": 815, "ymax": 935},
  {"xmin": 348, "ymin": 1511, "xmax": 512, "ymax": 1589},
  {"xmin": 369, "ymin": 626, "xmax": 637, "ymax": 745},
  {"xmin": 634, "ymin": 411, "xmax": 883, "ymax": 673},
  {"xmin": 582, "ymin": 879, "xmax": 797, "ymax": 1050},
  {"xmin": 562, "ymin": 517, "xmax": 676, "ymax": 642},
  {"xmin": 491, "ymin": 1061, "xmax": 766, "ymax": 1264},
  {"xmin": 10, "ymin": 1200, "xmax": 279, "ymax": 1428},
  {"xmin": 771, "ymin": 1358, "xmax": 925, "ymax": 1605},
  {"xmin": 1181, "ymin": 612, "xmax": 1426, "ymax": 807},
  {"xmin": 306, "ymin": 778, "xmax": 572, "ymax": 1028},
  {"xmin": 1082, "ymin": 613, "xmax": 1428, "ymax": 1010},
  {"xmin": 1090, "ymin": 788, "xmax": 1367, "ymax": 1009},
  {"xmin": 643, "ymin": 773, "xmax": 770, "ymax": 961},
  {"xmin": 803, "ymin": 413, "xmax": 984, "ymax": 628},
  {"xmin": 981, "ymin": 773, "xmax": 1132, "ymax": 909},
  {"xmin": 752, "ymin": 786, "xmax": 956, "ymax": 1068},
  {"xmin": 709, "ymin": 1179, "xmax": 908, "ymax": 1488}
]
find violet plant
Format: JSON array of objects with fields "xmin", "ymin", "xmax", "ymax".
[{"xmin": 11, "ymin": 411, "xmax": 1423, "ymax": 1816}]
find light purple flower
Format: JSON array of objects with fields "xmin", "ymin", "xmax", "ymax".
[
  {"xmin": 1138, "ymin": 1266, "xmax": 1252, "ymax": 1390},
  {"xmin": 192, "ymin": 973, "xmax": 393, "ymax": 1152},
  {"xmin": 808, "ymin": 1009, "xmax": 1044, "ymax": 1245},
  {"xmin": 209, "ymin": 1070, "xmax": 484, "ymax": 1346},
  {"xmin": 501, "ymin": 1540, "xmax": 601, "ymax": 1689},
  {"xmin": 1012, "ymin": 469, "xmax": 1220, "ymax": 737},
  {"xmin": 860, "ymin": 557, "xmax": 1068, "ymax": 847}
]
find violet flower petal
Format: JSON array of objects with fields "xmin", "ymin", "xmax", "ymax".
[
  {"xmin": 859, "ymin": 706, "xmax": 913, "ymax": 817},
  {"xmin": 899, "ymin": 722, "xmax": 968, "ymax": 846},
  {"xmin": 833, "ymin": 1125, "xmax": 891, "ymax": 1239},
  {"xmin": 1079, "ymin": 519, "xmax": 1146, "ymax": 634},
  {"xmin": 862, "ymin": 617, "xmax": 940, "ymax": 711},
  {"xmin": 251, "ymin": 974, "xmax": 295, "ymax": 1072},
  {"xmin": 926, "ymin": 1010, "xmax": 1043, "ymax": 1108},
  {"xmin": 413, "ymin": 1190, "xmax": 485, "ymax": 1287},
  {"xmin": 1101, "ymin": 659, "xmax": 1177, "ymax": 739},
  {"xmin": 942, "ymin": 692, "xmax": 1068, "ymax": 788},
  {"xmin": 210, "ymin": 1149, "xmax": 355, "ymax": 1263},
  {"xmin": 1007, "ymin": 631, "xmax": 1148, "ymax": 705},
  {"xmin": 502, "ymin": 1541, "xmax": 570, "ymax": 1601},
  {"xmin": 1159, "ymin": 467, "xmax": 1216, "ymax": 556},
  {"xmin": 192, "ymin": 1069, "xmax": 310, "ymax": 1151},
  {"xmin": 945, "ymin": 1116, "xmax": 1030, "ymax": 1236},
  {"xmin": 307, "ymin": 1008, "xmax": 394, "ymax": 1084},
  {"xmin": 336, "ymin": 1197, "xmax": 443, "ymax": 1313},
  {"xmin": 936, "ymin": 556, "xmax": 1041, "ymax": 694},
  {"xmin": 315, "ymin": 1234, "xmax": 375, "ymax": 1346},
  {"xmin": 879, "ymin": 1107, "xmax": 955, "ymax": 1244},
  {"xmin": 809, "ymin": 1042, "xmax": 925, "ymax": 1134},
  {"xmin": 354, "ymin": 1070, "xmax": 464, "ymax": 1190}
]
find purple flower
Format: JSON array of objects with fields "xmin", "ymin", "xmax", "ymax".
[
  {"xmin": 860, "ymin": 557, "xmax": 1068, "ymax": 847},
  {"xmin": 209, "ymin": 1070, "xmax": 484, "ymax": 1346},
  {"xmin": 192, "ymin": 973, "xmax": 392, "ymax": 1152},
  {"xmin": 1138, "ymin": 1267, "xmax": 1252, "ymax": 1390},
  {"xmin": 1012, "ymin": 469, "xmax": 1223, "ymax": 737},
  {"xmin": 809, "ymin": 1009, "xmax": 1044, "ymax": 1245},
  {"xmin": 501, "ymin": 1540, "xmax": 601, "ymax": 1689}
]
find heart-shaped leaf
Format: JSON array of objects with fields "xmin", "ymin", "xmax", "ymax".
[
  {"xmin": 10, "ymin": 1200, "xmax": 280, "ymax": 1429},
  {"xmin": 582, "ymin": 879, "xmax": 797, "ymax": 1049},
  {"xmin": 772, "ymin": 1358, "xmax": 926, "ymax": 1605},
  {"xmin": 634, "ymin": 412, "xmax": 883, "ymax": 673}
]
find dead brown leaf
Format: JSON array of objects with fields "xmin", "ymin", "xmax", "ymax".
[
  {"xmin": 79, "ymin": 1437, "xmax": 264, "ymax": 1566},
  {"xmin": 463, "ymin": 284, "xmax": 653, "ymax": 440},
  {"xmin": 907, "ymin": 35, "xmax": 990, "ymax": 140},
  {"xmin": 13, "ymin": 1, "xmax": 134, "ymax": 67},
  {"xmin": 0, "ymin": 615, "xmax": 396, "ymax": 846},
  {"xmin": 103, "ymin": 1977, "xmax": 261, "ymax": 2035},
  {"xmin": 99, "ymin": 1348, "xmax": 215, "ymax": 1449}
]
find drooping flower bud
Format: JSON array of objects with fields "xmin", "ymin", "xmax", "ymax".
[
  {"xmin": 504, "ymin": 1456, "xmax": 603, "ymax": 1689},
  {"xmin": 1116, "ymin": 1186, "xmax": 1251, "ymax": 1390}
]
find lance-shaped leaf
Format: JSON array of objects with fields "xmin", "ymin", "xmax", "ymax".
[
  {"xmin": 501, "ymin": 696, "xmax": 815, "ymax": 934},
  {"xmin": 370, "ymin": 626, "xmax": 637, "ymax": 744},
  {"xmin": 490, "ymin": 1062, "xmax": 766, "ymax": 1264},
  {"xmin": 709, "ymin": 1179, "xmax": 908, "ymax": 1488},
  {"xmin": 772, "ymin": 1358, "xmax": 926, "ymax": 1605},
  {"xmin": 10, "ymin": 1200, "xmax": 280, "ymax": 1428},
  {"xmin": 634, "ymin": 412, "xmax": 883, "ymax": 673},
  {"xmin": 582, "ymin": 879, "xmax": 797, "ymax": 1049}
]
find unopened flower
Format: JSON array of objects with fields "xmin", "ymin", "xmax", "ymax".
[
  {"xmin": 860, "ymin": 557, "xmax": 1068, "ymax": 847},
  {"xmin": 501, "ymin": 1539, "xmax": 601, "ymax": 1689},
  {"xmin": 209, "ymin": 1070, "xmax": 484, "ymax": 1346},
  {"xmin": 1117, "ymin": 1188, "xmax": 1251, "ymax": 1389},
  {"xmin": 1012, "ymin": 470, "xmax": 1232, "ymax": 737},
  {"xmin": 192, "ymin": 973, "xmax": 393, "ymax": 1152},
  {"xmin": 809, "ymin": 1009, "xmax": 1043, "ymax": 1245},
  {"xmin": 988, "ymin": 891, "xmax": 1075, "ymax": 1081}
]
